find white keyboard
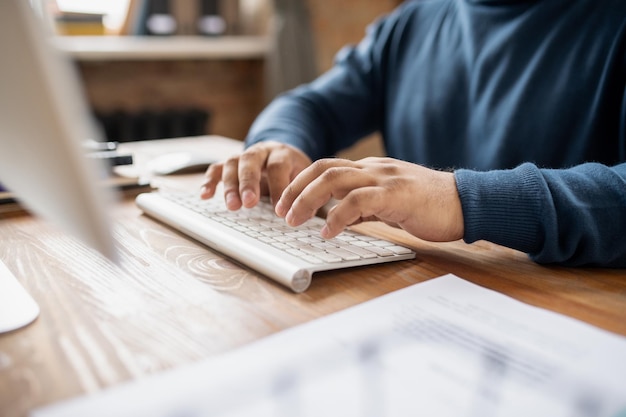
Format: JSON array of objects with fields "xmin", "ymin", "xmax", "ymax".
[{"xmin": 135, "ymin": 192, "xmax": 416, "ymax": 292}]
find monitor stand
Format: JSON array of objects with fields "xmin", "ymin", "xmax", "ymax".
[{"xmin": 0, "ymin": 260, "xmax": 39, "ymax": 333}]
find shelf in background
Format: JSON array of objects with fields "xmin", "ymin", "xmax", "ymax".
[{"xmin": 53, "ymin": 35, "xmax": 271, "ymax": 61}]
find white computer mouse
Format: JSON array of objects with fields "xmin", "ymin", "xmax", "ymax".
[{"xmin": 146, "ymin": 151, "xmax": 216, "ymax": 175}]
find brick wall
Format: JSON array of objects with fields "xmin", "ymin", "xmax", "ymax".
[{"xmin": 78, "ymin": 58, "xmax": 265, "ymax": 141}]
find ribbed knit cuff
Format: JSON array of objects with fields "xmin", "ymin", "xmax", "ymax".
[{"xmin": 454, "ymin": 163, "xmax": 546, "ymax": 254}]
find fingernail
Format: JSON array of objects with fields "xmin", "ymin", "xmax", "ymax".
[
  {"xmin": 275, "ymin": 200, "xmax": 285, "ymax": 216},
  {"xmin": 225, "ymin": 192, "xmax": 237, "ymax": 208},
  {"xmin": 242, "ymin": 190, "xmax": 255, "ymax": 206},
  {"xmin": 321, "ymin": 224, "xmax": 331, "ymax": 239},
  {"xmin": 285, "ymin": 209, "xmax": 296, "ymax": 225}
]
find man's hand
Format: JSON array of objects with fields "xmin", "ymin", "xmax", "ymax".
[
  {"xmin": 275, "ymin": 157, "xmax": 464, "ymax": 242},
  {"xmin": 200, "ymin": 141, "xmax": 312, "ymax": 210}
]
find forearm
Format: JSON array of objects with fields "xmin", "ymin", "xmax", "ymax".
[
  {"xmin": 244, "ymin": 87, "xmax": 336, "ymax": 160},
  {"xmin": 455, "ymin": 162, "xmax": 626, "ymax": 267},
  {"xmin": 245, "ymin": 60, "xmax": 383, "ymax": 159},
  {"xmin": 245, "ymin": 16, "xmax": 390, "ymax": 158}
]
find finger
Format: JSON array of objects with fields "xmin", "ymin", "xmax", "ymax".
[
  {"xmin": 321, "ymin": 187, "xmax": 384, "ymax": 238},
  {"xmin": 221, "ymin": 156, "xmax": 243, "ymax": 210},
  {"xmin": 284, "ymin": 163, "xmax": 376, "ymax": 226},
  {"xmin": 200, "ymin": 163, "xmax": 223, "ymax": 199},
  {"xmin": 265, "ymin": 147, "xmax": 295, "ymax": 207},
  {"xmin": 277, "ymin": 159, "xmax": 353, "ymax": 217},
  {"xmin": 238, "ymin": 144, "xmax": 271, "ymax": 208}
]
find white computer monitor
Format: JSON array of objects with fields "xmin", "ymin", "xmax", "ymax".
[
  {"xmin": 0, "ymin": 0, "xmax": 115, "ymax": 258},
  {"xmin": 0, "ymin": 0, "xmax": 117, "ymax": 332}
]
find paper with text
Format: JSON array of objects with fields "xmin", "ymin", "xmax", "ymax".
[{"xmin": 32, "ymin": 274, "xmax": 626, "ymax": 417}]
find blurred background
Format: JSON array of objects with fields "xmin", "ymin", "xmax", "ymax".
[{"xmin": 42, "ymin": 0, "xmax": 404, "ymax": 157}]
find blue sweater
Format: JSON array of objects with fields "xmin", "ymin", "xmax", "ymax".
[{"xmin": 246, "ymin": 0, "xmax": 626, "ymax": 267}]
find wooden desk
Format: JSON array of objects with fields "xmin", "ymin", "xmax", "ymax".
[{"xmin": 1, "ymin": 137, "xmax": 625, "ymax": 417}]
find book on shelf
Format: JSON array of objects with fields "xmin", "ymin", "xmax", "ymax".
[{"xmin": 54, "ymin": 11, "xmax": 106, "ymax": 36}]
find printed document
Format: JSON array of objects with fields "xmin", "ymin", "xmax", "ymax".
[{"xmin": 32, "ymin": 274, "xmax": 626, "ymax": 417}]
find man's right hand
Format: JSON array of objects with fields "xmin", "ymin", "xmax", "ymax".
[{"xmin": 200, "ymin": 141, "xmax": 312, "ymax": 210}]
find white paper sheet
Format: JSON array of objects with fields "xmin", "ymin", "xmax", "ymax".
[{"xmin": 32, "ymin": 274, "xmax": 626, "ymax": 417}]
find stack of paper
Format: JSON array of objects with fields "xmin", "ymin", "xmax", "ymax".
[{"xmin": 32, "ymin": 274, "xmax": 626, "ymax": 417}]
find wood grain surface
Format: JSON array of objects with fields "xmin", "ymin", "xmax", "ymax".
[{"xmin": 1, "ymin": 143, "xmax": 625, "ymax": 417}]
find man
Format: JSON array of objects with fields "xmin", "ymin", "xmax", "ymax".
[{"xmin": 202, "ymin": 0, "xmax": 626, "ymax": 267}]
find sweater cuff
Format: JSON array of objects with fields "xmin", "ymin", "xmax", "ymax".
[{"xmin": 454, "ymin": 163, "xmax": 545, "ymax": 254}]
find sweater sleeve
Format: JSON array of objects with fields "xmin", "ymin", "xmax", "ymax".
[
  {"xmin": 244, "ymin": 8, "xmax": 401, "ymax": 159},
  {"xmin": 455, "ymin": 162, "xmax": 626, "ymax": 267}
]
